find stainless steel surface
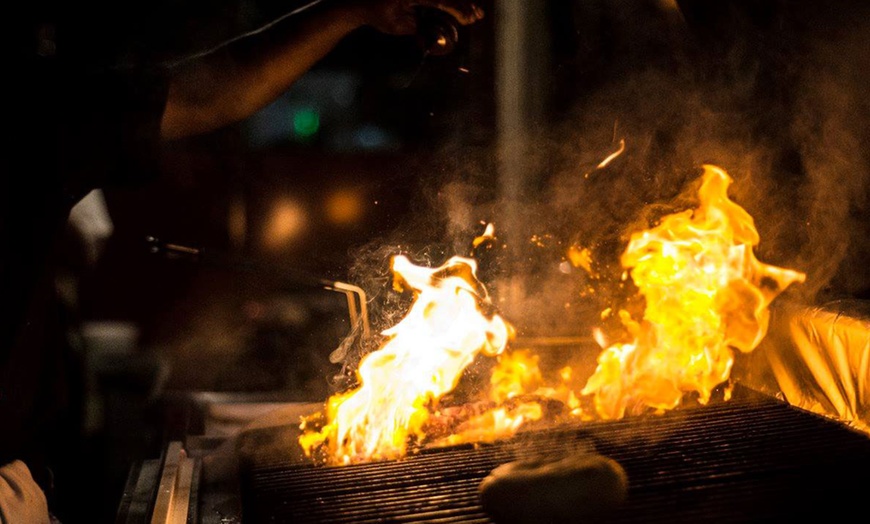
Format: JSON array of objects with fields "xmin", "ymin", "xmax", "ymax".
[
  {"xmin": 150, "ymin": 441, "xmax": 196, "ymax": 524},
  {"xmin": 118, "ymin": 394, "xmax": 321, "ymax": 523},
  {"xmin": 117, "ymin": 442, "xmax": 200, "ymax": 524}
]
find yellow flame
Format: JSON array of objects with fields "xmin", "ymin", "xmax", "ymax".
[
  {"xmin": 582, "ymin": 165, "xmax": 806, "ymax": 419},
  {"xmin": 434, "ymin": 402, "xmax": 544, "ymax": 447},
  {"xmin": 489, "ymin": 350, "xmax": 544, "ymax": 404},
  {"xmin": 299, "ymin": 254, "xmax": 512, "ymax": 464},
  {"xmin": 473, "ymin": 222, "xmax": 496, "ymax": 249},
  {"xmin": 299, "ymin": 164, "xmax": 809, "ymax": 461}
]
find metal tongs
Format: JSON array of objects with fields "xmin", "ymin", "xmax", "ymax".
[{"xmin": 145, "ymin": 236, "xmax": 371, "ymax": 347}]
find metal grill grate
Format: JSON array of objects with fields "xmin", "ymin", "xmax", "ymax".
[{"xmin": 240, "ymin": 388, "xmax": 870, "ymax": 523}]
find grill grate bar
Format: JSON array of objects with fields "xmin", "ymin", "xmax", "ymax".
[
  {"xmin": 241, "ymin": 389, "xmax": 870, "ymax": 523},
  {"xmin": 250, "ymin": 400, "xmax": 842, "ymax": 495},
  {"xmin": 247, "ymin": 478, "xmax": 489, "ymax": 522}
]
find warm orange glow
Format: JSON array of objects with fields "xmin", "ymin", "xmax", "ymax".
[
  {"xmin": 298, "ymin": 164, "xmax": 809, "ymax": 463},
  {"xmin": 581, "ymin": 165, "xmax": 806, "ymax": 419},
  {"xmin": 433, "ymin": 348, "xmax": 590, "ymax": 447},
  {"xmin": 228, "ymin": 197, "xmax": 247, "ymax": 249},
  {"xmin": 432, "ymin": 402, "xmax": 544, "ymax": 447},
  {"xmin": 473, "ymin": 222, "xmax": 496, "ymax": 249},
  {"xmin": 325, "ymin": 188, "xmax": 364, "ymax": 225},
  {"xmin": 489, "ymin": 350, "xmax": 543, "ymax": 404},
  {"xmin": 567, "ymin": 246, "xmax": 595, "ymax": 275},
  {"xmin": 265, "ymin": 198, "xmax": 306, "ymax": 249},
  {"xmin": 597, "ymin": 139, "xmax": 626, "ymax": 169},
  {"xmin": 299, "ymin": 254, "xmax": 513, "ymax": 464}
]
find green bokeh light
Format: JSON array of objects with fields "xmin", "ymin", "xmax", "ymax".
[{"xmin": 292, "ymin": 107, "xmax": 320, "ymax": 139}]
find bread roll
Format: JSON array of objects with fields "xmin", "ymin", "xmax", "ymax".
[{"xmin": 478, "ymin": 452, "xmax": 628, "ymax": 523}]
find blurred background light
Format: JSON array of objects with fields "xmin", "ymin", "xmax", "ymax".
[
  {"xmin": 265, "ymin": 197, "xmax": 307, "ymax": 250},
  {"xmin": 292, "ymin": 107, "xmax": 321, "ymax": 140},
  {"xmin": 324, "ymin": 187, "xmax": 365, "ymax": 226}
]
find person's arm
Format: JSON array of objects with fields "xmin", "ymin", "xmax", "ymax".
[
  {"xmin": 160, "ymin": 0, "xmax": 484, "ymax": 140},
  {"xmin": 0, "ymin": 461, "xmax": 50, "ymax": 524}
]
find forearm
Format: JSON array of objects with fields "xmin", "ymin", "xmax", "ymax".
[{"xmin": 160, "ymin": 2, "xmax": 366, "ymax": 140}]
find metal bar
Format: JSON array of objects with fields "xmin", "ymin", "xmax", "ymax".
[
  {"xmin": 147, "ymin": 236, "xmax": 372, "ymax": 342},
  {"xmin": 117, "ymin": 460, "xmax": 162, "ymax": 524},
  {"xmin": 169, "ymin": 457, "xmax": 195, "ymax": 524},
  {"xmin": 329, "ymin": 281, "xmax": 371, "ymax": 340},
  {"xmin": 145, "ymin": 443, "xmax": 198, "ymax": 524}
]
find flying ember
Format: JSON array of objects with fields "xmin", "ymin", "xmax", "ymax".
[
  {"xmin": 299, "ymin": 253, "xmax": 513, "ymax": 464},
  {"xmin": 581, "ymin": 165, "xmax": 807, "ymax": 419}
]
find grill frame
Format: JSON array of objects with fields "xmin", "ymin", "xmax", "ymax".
[{"xmin": 239, "ymin": 386, "xmax": 870, "ymax": 523}]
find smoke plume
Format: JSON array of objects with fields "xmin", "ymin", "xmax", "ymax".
[{"xmin": 342, "ymin": 1, "xmax": 870, "ymax": 385}]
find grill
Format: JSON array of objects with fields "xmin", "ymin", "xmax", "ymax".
[{"xmin": 239, "ymin": 386, "xmax": 870, "ymax": 523}]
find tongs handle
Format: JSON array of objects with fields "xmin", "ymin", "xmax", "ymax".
[{"xmin": 146, "ymin": 236, "xmax": 371, "ymax": 342}]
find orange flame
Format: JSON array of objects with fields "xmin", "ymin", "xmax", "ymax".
[
  {"xmin": 489, "ymin": 349, "xmax": 544, "ymax": 404},
  {"xmin": 299, "ymin": 254, "xmax": 512, "ymax": 464},
  {"xmin": 299, "ymin": 164, "xmax": 808, "ymax": 462},
  {"xmin": 432, "ymin": 402, "xmax": 544, "ymax": 447},
  {"xmin": 582, "ymin": 165, "xmax": 806, "ymax": 419}
]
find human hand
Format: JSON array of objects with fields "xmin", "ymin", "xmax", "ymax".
[
  {"xmin": 0, "ymin": 461, "xmax": 50, "ymax": 524},
  {"xmin": 344, "ymin": 0, "xmax": 485, "ymax": 36}
]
